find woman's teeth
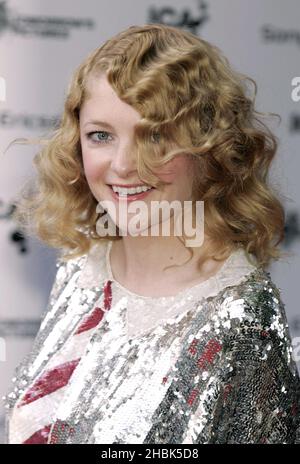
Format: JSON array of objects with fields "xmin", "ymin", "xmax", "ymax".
[{"xmin": 112, "ymin": 185, "xmax": 153, "ymax": 196}]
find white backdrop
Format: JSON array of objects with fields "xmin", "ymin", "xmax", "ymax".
[{"xmin": 1, "ymin": 0, "xmax": 300, "ymax": 443}]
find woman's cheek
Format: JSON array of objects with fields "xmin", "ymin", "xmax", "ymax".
[
  {"xmin": 82, "ymin": 151, "xmax": 102, "ymax": 182},
  {"xmin": 156, "ymin": 155, "xmax": 191, "ymax": 183}
]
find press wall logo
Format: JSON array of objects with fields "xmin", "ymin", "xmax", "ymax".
[
  {"xmin": 0, "ymin": 111, "xmax": 60, "ymax": 130},
  {"xmin": 262, "ymin": 24, "xmax": 300, "ymax": 47},
  {"xmin": 148, "ymin": 0, "xmax": 209, "ymax": 34},
  {"xmin": 0, "ymin": 1, "xmax": 95, "ymax": 38}
]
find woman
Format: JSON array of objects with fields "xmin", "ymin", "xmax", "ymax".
[{"xmin": 3, "ymin": 23, "xmax": 300, "ymax": 444}]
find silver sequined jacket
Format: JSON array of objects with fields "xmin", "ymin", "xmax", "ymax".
[{"xmin": 3, "ymin": 240, "xmax": 300, "ymax": 444}]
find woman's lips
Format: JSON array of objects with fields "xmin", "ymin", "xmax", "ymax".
[{"xmin": 108, "ymin": 186, "xmax": 155, "ymax": 202}]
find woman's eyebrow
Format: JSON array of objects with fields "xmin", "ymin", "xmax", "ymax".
[{"xmin": 84, "ymin": 120, "xmax": 115, "ymax": 129}]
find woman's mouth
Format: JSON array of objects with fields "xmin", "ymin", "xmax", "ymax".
[{"xmin": 108, "ymin": 185, "xmax": 156, "ymax": 202}]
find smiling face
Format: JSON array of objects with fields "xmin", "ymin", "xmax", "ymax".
[{"xmin": 79, "ymin": 73, "xmax": 195, "ymax": 236}]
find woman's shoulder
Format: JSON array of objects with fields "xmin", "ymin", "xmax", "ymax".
[
  {"xmin": 35, "ymin": 240, "xmax": 109, "ymax": 331},
  {"xmin": 195, "ymin": 246, "xmax": 282, "ymax": 328},
  {"xmin": 56, "ymin": 239, "xmax": 109, "ymax": 285},
  {"xmin": 210, "ymin": 265, "xmax": 287, "ymax": 332},
  {"xmin": 206, "ymin": 265, "xmax": 299, "ymax": 374},
  {"xmin": 206, "ymin": 246, "xmax": 288, "ymax": 332},
  {"xmin": 217, "ymin": 265, "xmax": 287, "ymax": 326}
]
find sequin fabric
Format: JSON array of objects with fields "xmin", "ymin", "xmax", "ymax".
[{"xmin": 2, "ymin": 239, "xmax": 300, "ymax": 444}]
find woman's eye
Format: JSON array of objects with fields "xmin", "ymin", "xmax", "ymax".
[
  {"xmin": 151, "ymin": 132, "xmax": 160, "ymax": 143},
  {"xmin": 86, "ymin": 130, "xmax": 159, "ymax": 145},
  {"xmin": 86, "ymin": 131, "xmax": 112, "ymax": 144}
]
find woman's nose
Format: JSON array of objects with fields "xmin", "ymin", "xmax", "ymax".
[{"xmin": 110, "ymin": 144, "xmax": 137, "ymax": 177}]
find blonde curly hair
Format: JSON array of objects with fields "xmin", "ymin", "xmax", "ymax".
[{"xmin": 8, "ymin": 23, "xmax": 289, "ymax": 269}]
